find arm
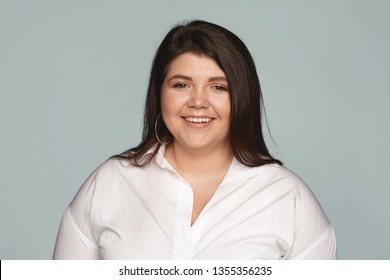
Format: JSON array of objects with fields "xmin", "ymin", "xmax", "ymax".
[
  {"xmin": 290, "ymin": 226, "xmax": 337, "ymax": 260},
  {"xmin": 53, "ymin": 167, "xmax": 101, "ymax": 260},
  {"xmin": 288, "ymin": 181, "xmax": 338, "ymax": 260},
  {"xmin": 53, "ymin": 207, "xmax": 100, "ymax": 259}
]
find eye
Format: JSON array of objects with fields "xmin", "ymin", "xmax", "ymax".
[
  {"xmin": 211, "ymin": 85, "xmax": 228, "ymax": 92},
  {"xmin": 173, "ymin": 83, "xmax": 190, "ymax": 89}
]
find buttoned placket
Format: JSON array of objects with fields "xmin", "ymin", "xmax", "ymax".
[
  {"xmin": 168, "ymin": 167, "xmax": 218, "ymax": 259},
  {"xmin": 172, "ymin": 175, "xmax": 193, "ymax": 259},
  {"xmin": 154, "ymin": 147, "xmax": 192, "ymax": 259}
]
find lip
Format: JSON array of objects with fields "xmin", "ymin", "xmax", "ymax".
[
  {"xmin": 181, "ymin": 116, "xmax": 215, "ymax": 127},
  {"xmin": 182, "ymin": 115, "xmax": 215, "ymax": 118}
]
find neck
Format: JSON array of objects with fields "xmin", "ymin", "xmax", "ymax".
[{"xmin": 165, "ymin": 141, "xmax": 233, "ymax": 177}]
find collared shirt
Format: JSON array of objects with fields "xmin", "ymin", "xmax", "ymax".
[{"xmin": 53, "ymin": 145, "xmax": 337, "ymax": 259}]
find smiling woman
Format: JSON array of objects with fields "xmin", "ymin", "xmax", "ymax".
[
  {"xmin": 162, "ymin": 53, "xmax": 231, "ymax": 153},
  {"xmin": 53, "ymin": 20, "xmax": 337, "ymax": 260}
]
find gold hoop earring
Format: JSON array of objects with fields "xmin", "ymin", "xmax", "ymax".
[{"xmin": 155, "ymin": 113, "xmax": 164, "ymax": 145}]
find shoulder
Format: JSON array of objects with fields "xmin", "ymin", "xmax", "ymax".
[
  {"xmin": 91, "ymin": 157, "xmax": 129, "ymax": 181},
  {"xmin": 253, "ymin": 163, "xmax": 327, "ymax": 211},
  {"xmin": 249, "ymin": 163, "xmax": 312, "ymax": 196},
  {"xmin": 251, "ymin": 163, "xmax": 332, "ymax": 231},
  {"xmin": 69, "ymin": 158, "xmax": 142, "ymax": 204},
  {"xmin": 67, "ymin": 157, "xmax": 153, "ymax": 221},
  {"xmin": 232, "ymin": 162, "xmax": 325, "ymax": 220}
]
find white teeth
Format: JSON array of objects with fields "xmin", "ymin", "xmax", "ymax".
[{"xmin": 185, "ymin": 117, "xmax": 212, "ymax": 123}]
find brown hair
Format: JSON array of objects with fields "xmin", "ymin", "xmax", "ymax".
[{"xmin": 114, "ymin": 20, "xmax": 282, "ymax": 167}]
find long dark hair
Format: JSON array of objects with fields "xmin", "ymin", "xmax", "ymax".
[{"xmin": 114, "ymin": 20, "xmax": 282, "ymax": 167}]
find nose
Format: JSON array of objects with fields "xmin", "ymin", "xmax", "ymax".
[{"xmin": 187, "ymin": 87, "xmax": 209, "ymax": 108}]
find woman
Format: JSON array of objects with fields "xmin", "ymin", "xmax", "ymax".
[{"xmin": 53, "ymin": 20, "xmax": 337, "ymax": 259}]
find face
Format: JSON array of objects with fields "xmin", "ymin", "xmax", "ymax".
[{"xmin": 161, "ymin": 52, "xmax": 231, "ymax": 152}]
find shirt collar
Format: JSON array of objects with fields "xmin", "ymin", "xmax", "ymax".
[
  {"xmin": 153, "ymin": 144, "xmax": 258, "ymax": 181},
  {"xmin": 154, "ymin": 144, "xmax": 176, "ymax": 172}
]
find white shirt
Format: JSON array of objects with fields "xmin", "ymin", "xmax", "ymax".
[{"xmin": 53, "ymin": 145, "xmax": 337, "ymax": 260}]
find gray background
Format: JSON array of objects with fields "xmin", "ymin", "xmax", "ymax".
[{"xmin": 0, "ymin": 0, "xmax": 389, "ymax": 259}]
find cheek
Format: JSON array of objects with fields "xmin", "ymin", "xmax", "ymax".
[
  {"xmin": 160, "ymin": 90, "xmax": 173, "ymax": 114},
  {"xmin": 212, "ymin": 96, "xmax": 231, "ymax": 117},
  {"xmin": 224, "ymin": 100, "xmax": 231, "ymax": 117},
  {"xmin": 161, "ymin": 91, "xmax": 183, "ymax": 120},
  {"xmin": 161, "ymin": 91, "xmax": 187, "ymax": 114}
]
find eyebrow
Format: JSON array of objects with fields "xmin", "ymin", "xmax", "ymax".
[{"xmin": 167, "ymin": 74, "xmax": 227, "ymax": 83}]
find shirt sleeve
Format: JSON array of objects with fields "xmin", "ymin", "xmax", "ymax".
[
  {"xmin": 53, "ymin": 167, "xmax": 101, "ymax": 260},
  {"xmin": 52, "ymin": 206, "xmax": 99, "ymax": 259},
  {"xmin": 284, "ymin": 169, "xmax": 338, "ymax": 260},
  {"xmin": 290, "ymin": 227, "xmax": 337, "ymax": 260}
]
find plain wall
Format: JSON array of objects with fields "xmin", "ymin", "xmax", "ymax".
[{"xmin": 0, "ymin": 0, "xmax": 389, "ymax": 259}]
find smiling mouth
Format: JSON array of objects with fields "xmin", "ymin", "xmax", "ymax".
[{"xmin": 184, "ymin": 117, "xmax": 214, "ymax": 123}]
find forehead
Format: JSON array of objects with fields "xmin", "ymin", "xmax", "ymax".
[{"xmin": 165, "ymin": 52, "xmax": 225, "ymax": 78}]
